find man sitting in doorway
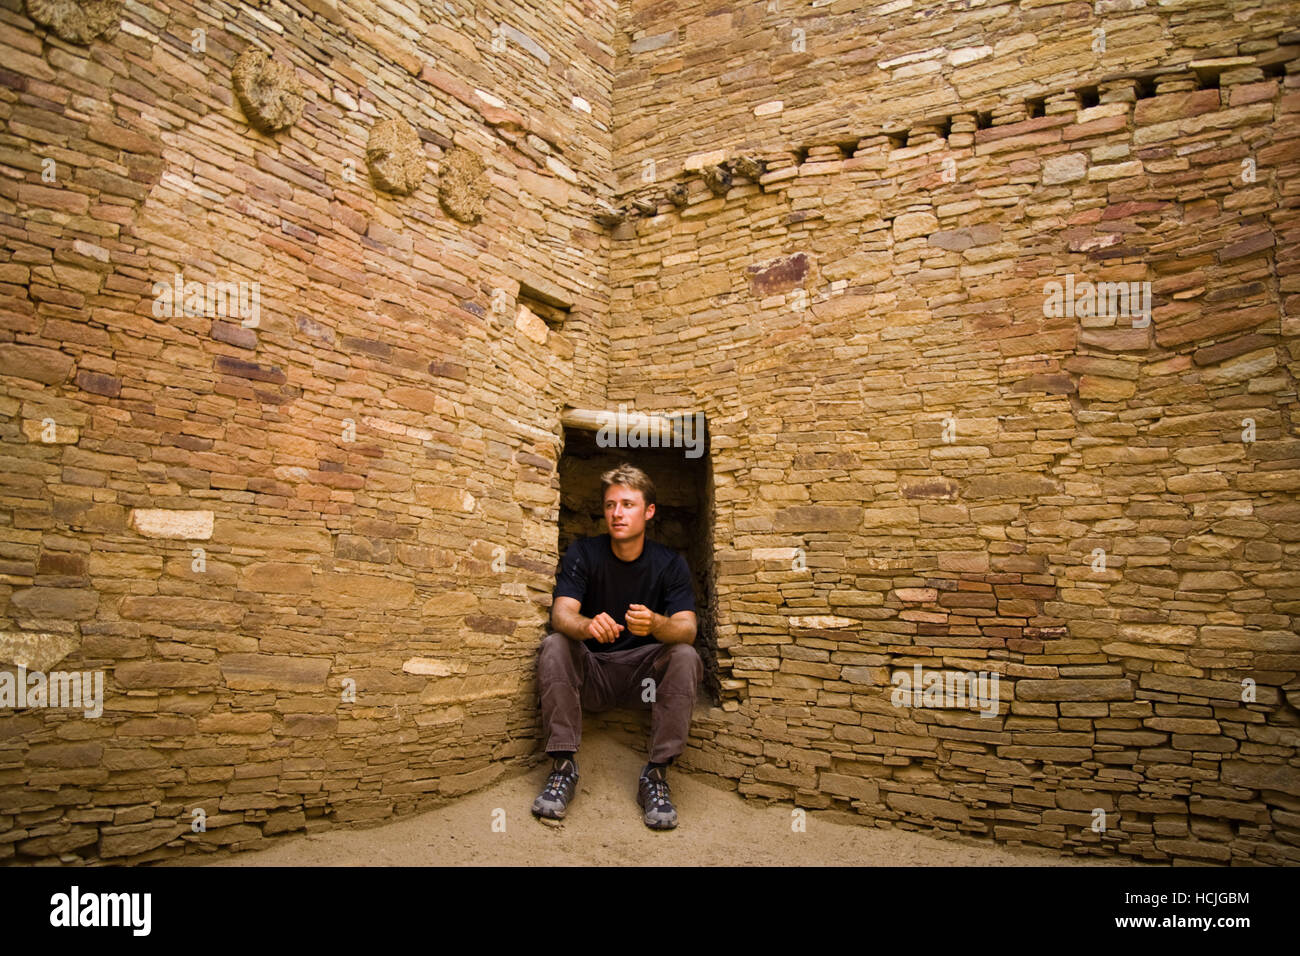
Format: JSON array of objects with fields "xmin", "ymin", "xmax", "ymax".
[{"xmin": 532, "ymin": 462, "xmax": 703, "ymax": 829}]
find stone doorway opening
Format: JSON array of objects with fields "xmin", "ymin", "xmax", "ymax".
[{"xmin": 555, "ymin": 408, "xmax": 720, "ymax": 705}]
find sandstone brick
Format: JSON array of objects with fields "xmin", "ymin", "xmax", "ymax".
[
  {"xmin": 197, "ymin": 713, "xmax": 273, "ymax": 734},
  {"xmin": 314, "ymin": 573, "xmax": 414, "ymax": 610},
  {"xmin": 438, "ymin": 763, "xmax": 504, "ymax": 796},
  {"xmin": 118, "ymin": 596, "xmax": 243, "ymax": 626},
  {"xmin": 220, "ymin": 654, "xmax": 331, "ymax": 691},
  {"xmin": 263, "ymin": 810, "xmax": 307, "ymax": 835},
  {"xmin": 0, "ymin": 632, "xmax": 79, "ymax": 670},
  {"xmin": 128, "ymin": 508, "xmax": 214, "ymax": 539},
  {"xmin": 211, "ymin": 521, "xmax": 332, "ymax": 551},
  {"xmin": 98, "ymin": 824, "xmax": 183, "ymax": 858},
  {"xmin": 1220, "ymin": 761, "xmax": 1300, "ymax": 796},
  {"xmin": 115, "ymin": 662, "xmax": 222, "ymax": 689},
  {"xmin": 1042, "ymin": 152, "xmax": 1087, "ymax": 184},
  {"xmin": 1138, "ymin": 673, "xmax": 1255, "ymax": 702},
  {"xmin": 27, "ymin": 742, "xmax": 103, "ymax": 768},
  {"xmin": 893, "ymin": 211, "xmax": 938, "ymax": 241},
  {"xmin": 885, "ymin": 792, "xmax": 971, "ymax": 822},
  {"xmin": 0, "ymin": 345, "xmax": 74, "ymax": 384},
  {"xmin": 819, "ymin": 771, "xmax": 879, "ymax": 803},
  {"xmin": 238, "ymin": 562, "xmax": 313, "ymax": 592},
  {"xmin": 1016, "ymin": 679, "xmax": 1133, "ymax": 702}
]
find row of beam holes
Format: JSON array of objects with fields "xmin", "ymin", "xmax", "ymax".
[
  {"xmin": 791, "ymin": 60, "xmax": 1286, "ymax": 228},
  {"xmin": 797, "ymin": 60, "xmax": 1286, "ymax": 159},
  {"xmin": 896, "ymin": 64, "xmax": 1272, "ymax": 146}
]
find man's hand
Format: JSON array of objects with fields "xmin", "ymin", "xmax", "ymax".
[
  {"xmin": 585, "ymin": 611, "xmax": 624, "ymax": 644},
  {"xmin": 625, "ymin": 604, "xmax": 661, "ymax": 638}
]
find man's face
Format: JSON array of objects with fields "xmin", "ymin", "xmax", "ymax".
[{"xmin": 604, "ymin": 484, "xmax": 654, "ymax": 540}]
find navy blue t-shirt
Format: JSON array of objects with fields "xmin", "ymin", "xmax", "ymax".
[{"xmin": 552, "ymin": 534, "xmax": 696, "ymax": 653}]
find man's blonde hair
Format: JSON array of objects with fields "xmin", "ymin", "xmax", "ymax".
[{"xmin": 600, "ymin": 463, "xmax": 656, "ymax": 510}]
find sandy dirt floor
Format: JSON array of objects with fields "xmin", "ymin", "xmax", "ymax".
[{"xmin": 208, "ymin": 727, "xmax": 1130, "ymax": 866}]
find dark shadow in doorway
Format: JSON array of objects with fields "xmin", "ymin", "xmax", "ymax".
[{"xmin": 556, "ymin": 425, "xmax": 720, "ymax": 706}]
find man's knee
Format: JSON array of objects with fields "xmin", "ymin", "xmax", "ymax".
[
  {"xmin": 660, "ymin": 643, "xmax": 703, "ymax": 681},
  {"xmin": 540, "ymin": 631, "xmax": 570, "ymax": 655},
  {"xmin": 538, "ymin": 632, "xmax": 580, "ymax": 676}
]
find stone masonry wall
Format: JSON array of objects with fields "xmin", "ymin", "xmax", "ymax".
[
  {"xmin": 3, "ymin": 0, "xmax": 1298, "ymax": 868},
  {"xmin": 0, "ymin": 0, "xmax": 614, "ymax": 863},
  {"xmin": 614, "ymin": 0, "xmax": 1298, "ymax": 190},
  {"xmin": 606, "ymin": 5, "xmax": 1300, "ymax": 862}
]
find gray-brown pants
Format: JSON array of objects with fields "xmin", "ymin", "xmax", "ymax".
[{"xmin": 537, "ymin": 631, "xmax": 703, "ymax": 764}]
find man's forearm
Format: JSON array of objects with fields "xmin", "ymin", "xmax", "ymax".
[
  {"xmin": 551, "ymin": 604, "xmax": 590, "ymax": 641},
  {"xmin": 652, "ymin": 613, "xmax": 695, "ymax": 645}
]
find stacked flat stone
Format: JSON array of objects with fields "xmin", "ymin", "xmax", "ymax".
[{"xmin": 0, "ymin": 0, "xmax": 1295, "ymax": 867}]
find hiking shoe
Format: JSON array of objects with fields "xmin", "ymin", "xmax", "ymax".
[
  {"xmin": 532, "ymin": 757, "xmax": 579, "ymax": 821},
  {"xmin": 637, "ymin": 764, "xmax": 678, "ymax": 830}
]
